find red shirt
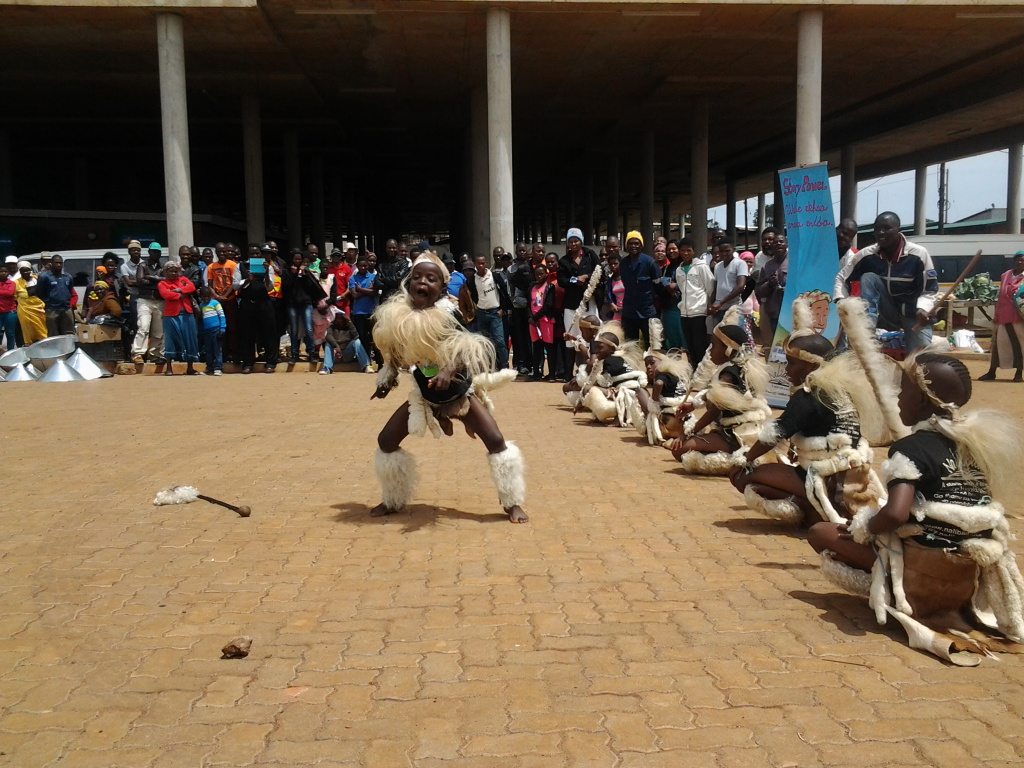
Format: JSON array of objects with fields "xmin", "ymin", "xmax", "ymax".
[
  {"xmin": 158, "ymin": 277, "xmax": 196, "ymax": 316},
  {"xmin": 0, "ymin": 278, "xmax": 15, "ymax": 313}
]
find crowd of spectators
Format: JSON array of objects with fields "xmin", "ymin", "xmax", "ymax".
[{"xmin": 1, "ymin": 213, "xmax": 940, "ymax": 377}]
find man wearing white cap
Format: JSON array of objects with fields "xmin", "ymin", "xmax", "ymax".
[{"xmin": 557, "ymin": 228, "xmax": 601, "ymax": 379}]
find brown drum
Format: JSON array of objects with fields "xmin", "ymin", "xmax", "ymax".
[{"xmin": 901, "ymin": 539, "xmax": 979, "ymax": 627}]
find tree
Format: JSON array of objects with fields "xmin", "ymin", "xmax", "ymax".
[{"xmin": 752, "ymin": 204, "xmax": 774, "ymax": 228}]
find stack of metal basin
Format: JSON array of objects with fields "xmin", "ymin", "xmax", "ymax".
[
  {"xmin": 4, "ymin": 364, "xmax": 38, "ymax": 381},
  {"xmin": 0, "ymin": 346, "xmax": 29, "ymax": 372},
  {"xmin": 66, "ymin": 348, "xmax": 112, "ymax": 380},
  {"xmin": 27, "ymin": 335, "xmax": 77, "ymax": 372}
]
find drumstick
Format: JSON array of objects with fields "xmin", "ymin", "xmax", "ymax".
[
  {"xmin": 912, "ymin": 249, "xmax": 983, "ymax": 331},
  {"xmin": 197, "ymin": 494, "xmax": 252, "ymax": 517}
]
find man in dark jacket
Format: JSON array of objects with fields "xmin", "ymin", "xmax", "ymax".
[
  {"xmin": 376, "ymin": 238, "xmax": 410, "ymax": 305},
  {"xmin": 557, "ymin": 227, "xmax": 601, "ymax": 364},
  {"xmin": 509, "ymin": 244, "xmax": 534, "ymax": 375}
]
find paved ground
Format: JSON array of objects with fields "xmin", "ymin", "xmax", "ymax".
[{"xmin": 2, "ymin": 359, "xmax": 1024, "ymax": 768}]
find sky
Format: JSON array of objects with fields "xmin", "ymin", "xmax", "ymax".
[{"xmin": 710, "ymin": 148, "xmax": 1021, "ymax": 231}]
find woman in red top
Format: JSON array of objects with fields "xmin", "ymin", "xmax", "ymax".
[
  {"xmin": 0, "ymin": 264, "xmax": 18, "ymax": 351},
  {"xmin": 980, "ymin": 250, "xmax": 1024, "ymax": 382},
  {"xmin": 158, "ymin": 262, "xmax": 200, "ymax": 375}
]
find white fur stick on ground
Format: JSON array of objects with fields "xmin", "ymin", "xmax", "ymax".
[{"xmin": 152, "ymin": 486, "xmax": 252, "ymax": 517}]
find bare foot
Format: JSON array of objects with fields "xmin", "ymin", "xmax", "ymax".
[
  {"xmin": 370, "ymin": 503, "xmax": 397, "ymax": 517},
  {"xmin": 506, "ymin": 506, "xmax": 529, "ymax": 524}
]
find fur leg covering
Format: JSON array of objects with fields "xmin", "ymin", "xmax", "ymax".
[
  {"xmin": 375, "ymin": 448, "xmax": 417, "ymax": 511},
  {"xmin": 646, "ymin": 409, "xmax": 664, "ymax": 446},
  {"xmin": 487, "ymin": 442, "xmax": 526, "ymax": 509},
  {"xmin": 744, "ymin": 486, "xmax": 803, "ymax": 524},
  {"xmin": 583, "ymin": 387, "xmax": 617, "ymax": 422},
  {"xmin": 819, "ymin": 550, "xmax": 872, "ymax": 596},
  {"xmin": 678, "ymin": 447, "xmax": 747, "ymax": 476},
  {"xmin": 565, "ymin": 390, "xmax": 581, "ymax": 407}
]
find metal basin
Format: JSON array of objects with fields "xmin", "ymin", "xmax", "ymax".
[
  {"xmin": 38, "ymin": 359, "xmax": 85, "ymax": 382},
  {"xmin": 27, "ymin": 335, "xmax": 77, "ymax": 371},
  {"xmin": 67, "ymin": 348, "xmax": 111, "ymax": 380},
  {"xmin": 4, "ymin": 363, "xmax": 38, "ymax": 381},
  {"xmin": 0, "ymin": 347, "xmax": 29, "ymax": 371}
]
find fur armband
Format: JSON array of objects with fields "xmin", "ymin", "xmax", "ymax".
[
  {"xmin": 757, "ymin": 419, "xmax": 782, "ymax": 447},
  {"xmin": 848, "ymin": 507, "xmax": 877, "ymax": 545},
  {"xmin": 881, "ymin": 452, "xmax": 922, "ymax": 484}
]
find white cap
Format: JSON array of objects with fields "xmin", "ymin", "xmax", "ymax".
[
  {"xmin": 4, "ymin": 255, "xmax": 17, "ymax": 264},
  {"xmin": 343, "ymin": 242, "xmax": 357, "ymax": 251}
]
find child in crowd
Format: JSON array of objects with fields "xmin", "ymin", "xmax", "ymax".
[
  {"xmin": 312, "ymin": 300, "xmax": 336, "ymax": 362},
  {"xmin": 529, "ymin": 264, "xmax": 556, "ymax": 381},
  {"xmin": 199, "ymin": 286, "xmax": 226, "ymax": 376},
  {"xmin": 320, "ymin": 311, "xmax": 373, "ymax": 374},
  {"xmin": 348, "ymin": 256, "xmax": 378, "ymax": 366}
]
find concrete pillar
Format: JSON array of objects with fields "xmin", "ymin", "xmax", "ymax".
[
  {"xmin": 690, "ymin": 96, "xmax": 709, "ymax": 253},
  {"xmin": 565, "ymin": 187, "xmax": 575, "ymax": 233},
  {"xmin": 470, "ymin": 86, "xmax": 490, "ymax": 258},
  {"xmin": 914, "ymin": 165, "xmax": 928, "ymax": 237},
  {"xmin": 840, "ymin": 145, "xmax": 857, "ymax": 223},
  {"xmin": 725, "ymin": 180, "xmax": 737, "ymax": 241},
  {"xmin": 622, "ymin": 210, "xmax": 629, "ymax": 238},
  {"xmin": 242, "ymin": 94, "xmax": 265, "ymax": 244},
  {"xmin": 608, "ymin": 156, "xmax": 619, "ymax": 241},
  {"xmin": 795, "ymin": 9, "xmax": 823, "ymax": 167},
  {"xmin": 156, "ymin": 12, "xmax": 194, "ymax": 249},
  {"xmin": 641, "ymin": 131, "xmax": 654, "ymax": 247},
  {"xmin": 662, "ymin": 196, "xmax": 671, "ymax": 239},
  {"xmin": 0, "ymin": 129, "xmax": 11, "ymax": 207},
  {"xmin": 1008, "ymin": 142, "xmax": 1023, "ymax": 235},
  {"xmin": 486, "ymin": 8, "xmax": 514, "ymax": 252},
  {"xmin": 773, "ymin": 170, "xmax": 786, "ymax": 231},
  {"xmin": 757, "ymin": 192, "xmax": 766, "ymax": 234},
  {"xmin": 585, "ymin": 172, "xmax": 595, "ymax": 244},
  {"xmin": 310, "ymin": 155, "xmax": 326, "ymax": 255},
  {"xmin": 284, "ymin": 131, "xmax": 302, "ymax": 248}
]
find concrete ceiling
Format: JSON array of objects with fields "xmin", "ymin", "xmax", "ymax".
[{"xmin": 1, "ymin": 1, "xmax": 1023, "ymax": 239}]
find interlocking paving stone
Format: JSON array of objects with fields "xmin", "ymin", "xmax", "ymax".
[{"xmin": 1, "ymin": 360, "xmax": 1023, "ymax": 766}]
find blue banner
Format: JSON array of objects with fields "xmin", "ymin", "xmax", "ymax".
[{"xmin": 765, "ymin": 163, "xmax": 839, "ymax": 404}]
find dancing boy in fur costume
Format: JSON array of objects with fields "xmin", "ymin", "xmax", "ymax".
[
  {"xmin": 575, "ymin": 322, "xmax": 647, "ymax": 426},
  {"xmin": 370, "ymin": 252, "xmax": 528, "ymax": 523},
  {"xmin": 638, "ymin": 345, "xmax": 692, "ymax": 446},
  {"xmin": 730, "ymin": 298, "xmax": 884, "ymax": 526},
  {"xmin": 668, "ymin": 309, "xmax": 771, "ymax": 474},
  {"xmin": 809, "ymin": 350, "xmax": 1024, "ymax": 664},
  {"xmin": 562, "ymin": 315, "xmax": 601, "ymax": 407}
]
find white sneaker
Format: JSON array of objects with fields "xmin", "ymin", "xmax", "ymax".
[
  {"xmin": 213, "ymin": 370, "xmax": 222, "ymax": 376},
  {"xmin": 363, "ymin": 365, "xmax": 374, "ymax": 374},
  {"xmin": 319, "ymin": 368, "xmax": 331, "ymax": 375}
]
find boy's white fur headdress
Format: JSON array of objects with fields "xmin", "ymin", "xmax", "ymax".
[
  {"xmin": 411, "ymin": 250, "xmax": 450, "ymax": 284},
  {"xmin": 784, "ymin": 296, "xmax": 826, "ymax": 364}
]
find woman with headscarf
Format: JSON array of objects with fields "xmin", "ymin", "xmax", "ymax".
[
  {"xmin": 84, "ymin": 280, "xmax": 122, "ymax": 323},
  {"xmin": 157, "ymin": 262, "xmax": 200, "ymax": 375},
  {"xmin": 13, "ymin": 261, "xmax": 46, "ymax": 344}
]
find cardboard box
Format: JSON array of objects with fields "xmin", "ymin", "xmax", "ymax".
[{"xmin": 77, "ymin": 324, "xmax": 121, "ymax": 343}]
